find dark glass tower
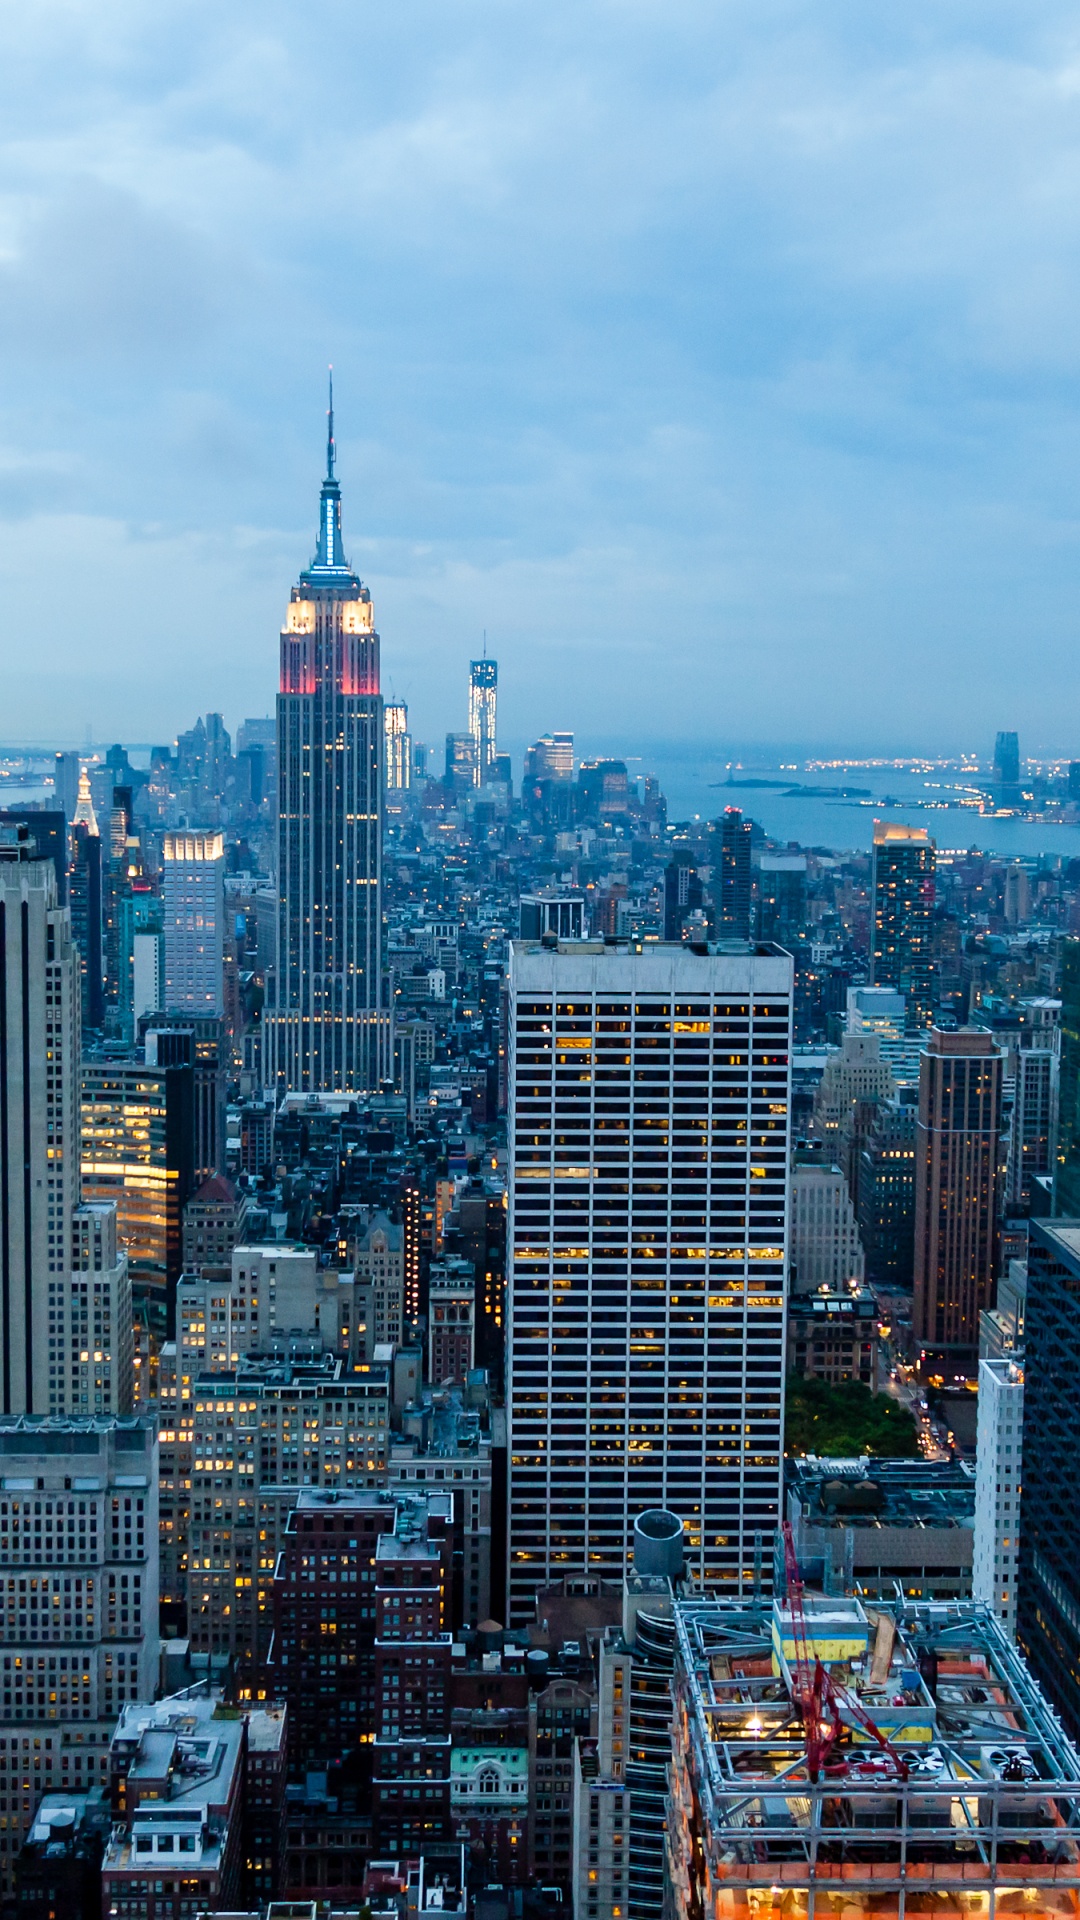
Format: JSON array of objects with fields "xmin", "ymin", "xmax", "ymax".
[
  {"xmin": 1017, "ymin": 1217, "xmax": 1080, "ymax": 1742},
  {"xmin": 271, "ymin": 387, "xmax": 387, "ymax": 1092},
  {"xmin": 1055, "ymin": 939, "xmax": 1080, "ymax": 1214},
  {"xmin": 716, "ymin": 806, "xmax": 752, "ymax": 939},
  {"xmin": 994, "ymin": 729, "xmax": 1021, "ymax": 803},
  {"xmin": 871, "ymin": 821, "xmax": 936, "ymax": 1029},
  {"xmin": 913, "ymin": 1027, "xmax": 1003, "ymax": 1374}
]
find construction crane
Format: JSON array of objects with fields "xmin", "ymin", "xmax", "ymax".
[{"xmin": 781, "ymin": 1521, "xmax": 910, "ymax": 1784}]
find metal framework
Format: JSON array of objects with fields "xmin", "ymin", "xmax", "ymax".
[{"xmin": 667, "ymin": 1594, "xmax": 1080, "ymax": 1920}]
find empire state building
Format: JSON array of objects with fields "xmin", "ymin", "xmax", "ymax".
[{"xmin": 270, "ymin": 391, "xmax": 388, "ymax": 1092}]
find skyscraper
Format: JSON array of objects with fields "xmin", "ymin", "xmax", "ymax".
[
  {"xmin": 506, "ymin": 938, "xmax": 792, "ymax": 1625},
  {"xmin": 53, "ymin": 750, "xmax": 81, "ymax": 825},
  {"xmin": 0, "ymin": 1415, "xmax": 158, "ymax": 1892},
  {"xmin": 81, "ymin": 1047, "xmax": 196, "ymax": 1304},
  {"xmin": 384, "ymin": 700, "xmax": 411, "ymax": 791},
  {"xmin": 523, "ymin": 734, "xmax": 574, "ymax": 783},
  {"xmin": 270, "ymin": 384, "xmax": 388, "ymax": 1093},
  {"xmin": 1017, "ymin": 1218, "xmax": 1080, "ymax": 1739},
  {"xmin": 0, "ymin": 826, "xmax": 131, "ymax": 1417},
  {"xmin": 870, "ymin": 820, "xmax": 936, "ymax": 1029},
  {"xmin": 716, "ymin": 807, "xmax": 752, "ymax": 939},
  {"xmin": 662, "ymin": 854, "xmax": 703, "ymax": 942},
  {"xmin": 913, "ymin": 1028, "xmax": 1003, "ymax": 1375},
  {"xmin": 994, "ymin": 729, "xmax": 1021, "ymax": 804},
  {"xmin": 468, "ymin": 656, "xmax": 498, "ymax": 783},
  {"xmin": 445, "ymin": 730, "xmax": 478, "ymax": 792},
  {"xmin": 1056, "ymin": 939, "xmax": 1080, "ymax": 1213},
  {"xmin": 973, "ymin": 1353, "xmax": 1023, "ymax": 1641},
  {"xmin": 163, "ymin": 828, "xmax": 224, "ymax": 1014},
  {"xmin": 856, "ymin": 1098, "xmax": 916, "ymax": 1288},
  {"xmin": 0, "ymin": 827, "xmax": 81, "ymax": 1409},
  {"xmin": 69, "ymin": 768, "xmax": 104, "ymax": 1032},
  {"xmin": 0, "ymin": 811, "xmax": 66, "ymax": 903},
  {"xmin": 756, "ymin": 852, "xmax": 807, "ymax": 945}
]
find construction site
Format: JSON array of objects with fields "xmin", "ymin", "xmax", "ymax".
[{"xmin": 665, "ymin": 1529, "xmax": 1080, "ymax": 1920}]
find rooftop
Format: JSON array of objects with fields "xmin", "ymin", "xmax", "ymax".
[
  {"xmin": 668, "ymin": 1594, "xmax": 1080, "ymax": 1910},
  {"xmin": 787, "ymin": 1456, "xmax": 976, "ymax": 1530}
]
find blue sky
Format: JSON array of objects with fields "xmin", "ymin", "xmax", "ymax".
[{"xmin": 2, "ymin": 0, "xmax": 1080, "ymax": 760}]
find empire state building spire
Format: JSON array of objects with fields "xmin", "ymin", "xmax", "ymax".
[{"xmin": 306, "ymin": 368, "xmax": 355, "ymax": 581}]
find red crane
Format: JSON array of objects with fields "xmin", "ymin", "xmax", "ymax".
[{"xmin": 780, "ymin": 1521, "xmax": 909, "ymax": 1783}]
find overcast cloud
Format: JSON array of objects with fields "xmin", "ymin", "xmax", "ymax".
[{"xmin": 1, "ymin": 0, "xmax": 1080, "ymax": 758}]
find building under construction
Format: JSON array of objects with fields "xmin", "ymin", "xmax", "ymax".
[{"xmin": 666, "ymin": 1588, "xmax": 1080, "ymax": 1920}]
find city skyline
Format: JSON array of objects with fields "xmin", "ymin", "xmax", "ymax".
[{"xmin": 5, "ymin": 5, "xmax": 1080, "ymax": 1914}]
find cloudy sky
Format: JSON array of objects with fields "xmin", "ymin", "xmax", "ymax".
[{"xmin": 2, "ymin": 0, "xmax": 1080, "ymax": 760}]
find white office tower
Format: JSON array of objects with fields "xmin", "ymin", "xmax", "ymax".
[
  {"xmin": 506, "ymin": 938, "xmax": 792, "ymax": 1624},
  {"xmin": 384, "ymin": 701, "xmax": 412, "ymax": 791},
  {"xmin": 131, "ymin": 929, "xmax": 163, "ymax": 1025},
  {"xmin": 973, "ymin": 1355, "xmax": 1024, "ymax": 1640},
  {"xmin": 0, "ymin": 828, "xmax": 81, "ymax": 1412},
  {"xmin": 0, "ymin": 1414, "xmax": 159, "ymax": 1890},
  {"xmin": 163, "ymin": 830, "xmax": 225, "ymax": 1014},
  {"xmin": 791, "ymin": 1158, "xmax": 865, "ymax": 1290}
]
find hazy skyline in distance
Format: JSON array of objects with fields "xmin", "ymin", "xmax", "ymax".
[{"xmin": 2, "ymin": 1, "xmax": 1080, "ymax": 755}]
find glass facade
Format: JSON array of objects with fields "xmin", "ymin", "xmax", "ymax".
[{"xmin": 1018, "ymin": 1218, "xmax": 1080, "ymax": 1743}]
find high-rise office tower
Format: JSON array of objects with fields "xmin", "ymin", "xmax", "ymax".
[
  {"xmin": 58, "ymin": 1201, "xmax": 133, "ymax": 1416},
  {"xmin": 445, "ymin": 730, "xmax": 478, "ymax": 792},
  {"xmin": 102, "ymin": 784, "xmax": 134, "ymax": 1018},
  {"xmin": 163, "ymin": 828, "xmax": 224, "ymax": 1014},
  {"xmin": 790, "ymin": 1154, "xmax": 865, "ymax": 1290},
  {"xmin": 70, "ymin": 830, "xmax": 104, "ymax": 1032},
  {"xmin": 118, "ymin": 881, "xmax": 162, "ymax": 1041},
  {"xmin": 384, "ymin": 700, "xmax": 411, "ymax": 791},
  {"xmin": 578, "ymin": 759, "xmax": 630, "ymax": 824},
  {"xmin": 0, "ymin": 828, "xmax": 81, "ymax": 1410},
  {"xmin": 506, "ymin": 939, "xmax": 792, "ymax": 1625},
  {"xmin": 53, "ymin": 750, "xmax": 81, "ymax": 825},
  {"xmin": 69, "ymin": 768, "xmax": 104, "ymax": 1032},
  {"xmin": 994, "ymin": 729, "xmax": 1021, "ymax": 803},
  {"xmin": 0, "ymin": 826, "xmax": 131, "ymax": 1418},
  {"xmin": 856, "ymin": 1098, "xmax": 916, "ymax": 1288},
  {"xmin": 468, "ymin": 656, "xmax": 498, "ymax": 783},
  {"xmin": 0, "ymin": 811, "xmax": 66, "ymax": 903},
  {"xmin": 203, "ymin": 710, "xmax": 231, "ymax": 800},
  {"xmin": 524, "ymin": 734, "xmax": 574, "ymax": 784},
  {"xmin": 973, "ymin": 1353, "xmax": 1023, "ymax": 1641},
  {"xmin": 0, "ymin": 1415, "xmax": 158, "ymax": 1893},
  {"xmin": 1004, "ymin": 1042, "xmax": 1056, "ymax": 1207},
  {"xmin": 716, "ymin": 808, "xmax": 752, "ymax": 939},
  {"xmin": 81, "ymin": 1046, "xmax": 196, "ymax": 1304},
  {"xmin": 756, "ymin": 852, "xmax": 807, "ymax": 945},
  {"xmin": 270, "ymin": 386, "xmax": 387, "ymax": 1093},
  {"xmin": 662, "ymin": 855, "xmax": 703, "ymax": 942},
  {"xmin": 1056, "ymin": 940, "xmax": 1080, "ymax": 1213},
  {"xmin": 870, "ymin": 821, "xmax": 936, "ymax": 1029},
  {"xmin": 913, "ymin": 1028, "xmax": 1003, "ymax": 1374},
  {"xmin": 144, "ymin": 1011, "xmax": 227, "ymax": 1182},
  {"xmin": 1017, "ymin": 1218, "xmax": 1080, "ymax": 1739}
]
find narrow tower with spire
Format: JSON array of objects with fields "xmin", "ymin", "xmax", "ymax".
[{"xmin": 269, "ymin": 378, "xmax": 388, "ymax": 1092}]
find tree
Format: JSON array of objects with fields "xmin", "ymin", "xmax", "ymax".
[{"xmin": 784, "ymin": 1374, "xmax": 920, "ymax": 1457}]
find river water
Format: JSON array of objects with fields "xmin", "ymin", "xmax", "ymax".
[{"xmin": 641, "ymin": 755, "xmax": 1080, "ymax": 862}]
